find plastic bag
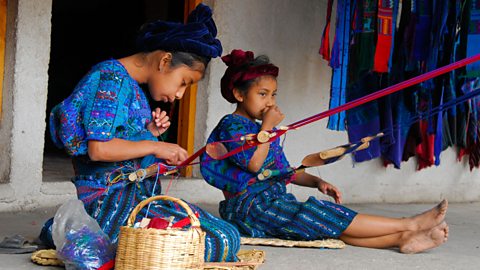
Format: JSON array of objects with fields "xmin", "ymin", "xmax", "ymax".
[{"xmin": 52, "ymin": 199, "xmax": 115, "ymax": 270}]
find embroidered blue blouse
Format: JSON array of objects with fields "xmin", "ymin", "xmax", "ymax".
[
  {"xmin": 50, "ymin": 59, "xmax": 156, "ymax": 157},
  {"xmin": 200, "ymin": 114, "xmax": 293, "ymax": 195}
]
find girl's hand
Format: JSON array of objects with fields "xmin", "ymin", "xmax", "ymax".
[
  {"xmin": 153, "ymin": 142, "xmax": 188, "ymax": 165},
  {"xmin": 148, "ymin": 108, "xmax": 171, "ymax": 137},
  {"xmin": 317, "ymin": 180, "xmax": 343, "ymax": 204},
  {"xmin": 262, "ymin": 105, "xmax": 285, "ymax": 129}
]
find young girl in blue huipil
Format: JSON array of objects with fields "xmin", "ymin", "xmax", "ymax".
[
  {"xmin": 40, "ymin": 5, "xmax": 240, "ymax": 262},
  {"xmin": 200, "ymin": 49, "xmax": 449, "ymax": 254}
]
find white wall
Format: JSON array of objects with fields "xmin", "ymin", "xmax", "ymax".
[
  {"xmin": 195, "ymin": 0, "xmax": 480, "ymax": 203},
  {"xmin": 0, "ymin": 0, "xmax": 75, "ymax": 212},
  {"xmin": 0, "ymin": 0, "xmax": 16, "ymax": 185}
]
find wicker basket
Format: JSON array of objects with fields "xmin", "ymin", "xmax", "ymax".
[{"xmin": 115, "ymin": 195, "xmax": 206, "ymax": 270}]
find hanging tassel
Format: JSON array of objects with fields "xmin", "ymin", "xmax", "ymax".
[{"xmin": 319, "ymin": 0, "xmax": 334, "ymax": 61}]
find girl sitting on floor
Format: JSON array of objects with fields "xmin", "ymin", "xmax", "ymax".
[
  {"xmin": 200, "ymin": 49, "xmax": 449, "ymax": 254},
  {"xmin": 40, "ymin": 5, "xmax": 240, "ymax": 262}
]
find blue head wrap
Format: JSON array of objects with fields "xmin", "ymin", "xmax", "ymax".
[{"xmin": 136, "ymin": 4, "xmax": 222, "ymax": 60}]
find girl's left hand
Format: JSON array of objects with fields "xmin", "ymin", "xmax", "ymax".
[
  {"xmin": 317, "ymin": 180, "xmax": 342, "ymax": 204},
  {"xmin": 148, "ymin": 108, "xmax": 171, "ymax": 137}
]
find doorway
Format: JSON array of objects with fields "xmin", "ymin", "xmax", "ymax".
[{"xmin": 43, "ymin": 0, "xmax": 187, "ymax": 182}]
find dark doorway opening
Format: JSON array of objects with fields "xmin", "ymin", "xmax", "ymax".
[{"xmin": 43, "ymin": 0, "xmax": 185, "ymax": 182}]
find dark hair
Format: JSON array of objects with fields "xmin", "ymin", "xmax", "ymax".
[
  {"xmin": 169, "ymin": 51, "xmax": 209, "ymax": 71},
  {"xmin": 233, "ymin": 55, "xmax": 275, "ymax": 95}
]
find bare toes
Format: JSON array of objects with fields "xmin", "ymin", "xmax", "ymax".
[
  {"xmin": 400, "ymin": 222, "xmax": 447, "ymax": 254},
  {"xmin": 438, "ymin": 199, "xmax": 448, "ymax": 215},
  {"xmin": 412, "ymin": 200, "xmax": 449, "ymax": 231}
]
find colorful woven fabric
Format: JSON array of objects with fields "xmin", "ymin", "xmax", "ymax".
[
  {"xmin": 444, "ymin": 0, "xmax": 468, "ymax": 149},
  {"xmin": 460, "ymin": 78, "xmax": 480, "ymax": 170},
  {"xmin": 466, "ymin": 0, "xmax": 480, "ymax": 77},
  {"xmin": 319, "ymin": 0, "xmax": 334, "ymax": 61},
  {"xmin": 200, "ymin": 114, "xmax": 291, "ymax": 195},
  {"xmin": 374, "ymin": 0, "xmax": 395, "ymax": 72},
  {"xmin": 326, "ymin": 0, "xmax": 352, "ymax": 131},
  {"xmin": 46, "ymin": 60, "xmax": 240, "ymax": 262},
  {"xmin": 349, "ymin": 0, "xmax": 378, "ymax": 79},
  {"xmin": 345, "ymin": 72, "xmax": 382, "ymax": 163},
  {"xmin": 344, "ymin": 0, "xmax": 383, "ymax": 163},
  {"xmin": 200, "ymin": 114, "xmax": 357, "ymax": 240},
  {"xmin": 50, "ymin": 60, "xmax": 156, "ymax": 156},
  {"xmin": 412, "ymin": 0, "xmax": 432, "ymax": 62},
  {"xmin": 381, "ymin": 1, "xmax": 417, "ymax": 168},
  {"xmin": 324, "ymin": 0, "xmax": 480, "ymax": 169},
  {"xmin": 220, "ymin": 182, "xmax": 357, "ymax": 240}
]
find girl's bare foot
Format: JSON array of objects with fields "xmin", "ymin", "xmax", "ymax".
[
  {"xmin": 410, "ymin": 199, "xmax": 448, "ymax": 231},
  {"xmin": 399, "ymin": 222, "xmax": 448, "ymax": 254}
]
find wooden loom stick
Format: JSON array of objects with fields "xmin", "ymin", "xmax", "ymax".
[
  {"xmin": 258, "ymin": 133, "xmax": 383, "ymax": 180},
  {"xmin": 318, "ymin": 132, "xmax": 383, "ymax": 159},
  {"xmin": 128, "ymin": 165, "xmax": 177, "ymax": 182},
  {"xmin": 319, "ymin": 142, "xmax": 370, "ymax": 159}
]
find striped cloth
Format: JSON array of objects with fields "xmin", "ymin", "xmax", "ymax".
[
  {"xmin": 73, "ymin": 157, "xmax": 241, "ymax": 262},
  {"xmin": 220, "ymin": 181, "xmax": 357, "ymax": 240}
]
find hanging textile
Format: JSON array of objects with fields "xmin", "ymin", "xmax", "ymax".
[
  {"xmin": 441, "ymin": 0, "xmax": 465, "ymax": 150},
  {"xmin": 326, "ymin": 0, "xmax": 352, "ymax": 131},
  {"xmin": 412, "ymin": 0, "xmax": 433, "ymax": 62},
  {"xmin": 428, "ymin": 0, "xmax": 450, "ymax": 166},
  {"xmin": 461, "ymin": 0, "xmax": 480, "ymax": 169},
  {"xmin": 346, "ymin": 73, "xmax": 382, "ymax": 162},
  {"xmin": 319, "ymin": 0, "xmax": 334, "ymax": 61},
  {"xmin": 345, "ymin": 0, "xmax": 381, "ymax": 162},
  {"xmin": 450, "ymin": 0, "xmax": 470, "ymax": 151},
  {"xmin": 459, "ymin": 78, "xmax": 480, "ymax": 169},
  {"xmin": 349, "ymin": 0, "xmax": 378, "ymax": 80},
  {"xmin": 382, "ymin": 0, "xmax": 416, "ymax": 168},
  {"xmin": 373, "ymin": 0, "xmax": 395, "ymax": 72},
  {"xmin": 466, "ymin": 0, "xmax": 480, "ymax": 77},
  {"xmin": 320, "ymin": 0, "xmax": 480, "ymax": 169}
]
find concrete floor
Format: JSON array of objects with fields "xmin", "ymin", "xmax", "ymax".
[{"xmin": 0, "ymin": 202, "xmax": 479, "ymax": 270}]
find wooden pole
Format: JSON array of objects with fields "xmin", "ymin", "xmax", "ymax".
[
  {"xmin": 0, "ymin": 0, "xmax": 7, "ymax": 120},
  {"xmin": 178, "ymin": 0, "xmax": 202, "ymax": 177}
]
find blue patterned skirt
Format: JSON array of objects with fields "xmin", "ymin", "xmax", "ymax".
[
  {"xmin": 219, "ymin": 180, "xmax": 357, "ymax": 240},
  {"xmin": 43, "ymin": 156, "xmax": 240, "ymax": 262}
]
